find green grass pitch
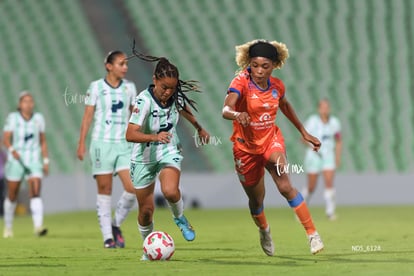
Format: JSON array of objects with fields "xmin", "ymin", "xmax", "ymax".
[{"xmin": 1, "ymin": 205, "xmax": 413, "ymax": 275}]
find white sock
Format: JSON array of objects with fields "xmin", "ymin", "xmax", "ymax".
[
  {"xmin": 97, "ymin": 194, "xmax": 113, "ymax": 241},
  {"xmin": 30, "ymin": 197, "xmax": 44, "ymax": 230},
  {"xmin": 167, "ymin": 197, "xmax": 184, "ymax": 218},
  {"xmin": 324, "ymin": 188, "xmax": 336, "ymax": 216},
  {"xmin": 138, "ymin": 222, "xmax": 153, "ymax": 241},
  {"xmin": 113, "ymin": 192, "xmax": 136, "ymax": 227},
  {"xmin": 4, "ymin": 198, "xmax": 17, "ymax": 229},
  {"xmin": 301, "ymin": 187, "xmax": 310, "ymax": 202}
]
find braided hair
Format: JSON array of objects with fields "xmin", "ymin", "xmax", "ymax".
[{"xmin": 128, "ymin": 40, "xmax": 200, "ymax": 112}]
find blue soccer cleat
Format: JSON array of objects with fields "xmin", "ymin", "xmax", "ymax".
[{"xmin": 174, "ymin": 215, "xmax": 195, "ymax": 241}]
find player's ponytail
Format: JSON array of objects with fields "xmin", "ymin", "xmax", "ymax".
[{"xmin": 127, "ymin": 40, "xmax": 200, "ymax": 112}]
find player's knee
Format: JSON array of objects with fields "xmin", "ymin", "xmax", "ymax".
[
  {"xmin": 277, "ymin": 182, "xmax": 294, "ymax": 198},
  {"xmin": 7, "ymin": 189, "xmax": 19, "ymax": 202},
  {"xmin": 7, "ymin": 194, "xmax": 18, "ymax": 202},
  {"xmin": 308, "ymin": 186, "xmax": 316, "ymax": 193},
  {"xmin": 161, "ymin": 187, "xmax": 179, "ymax": 202}
]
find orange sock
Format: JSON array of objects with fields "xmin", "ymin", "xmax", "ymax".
[
  {"xmin": 252, "ymin": 211, "xmax": 269, "ymax": 230},
  {"xmin": 294, "ymin": 201, "xmax": 316, "ymax": 235}
]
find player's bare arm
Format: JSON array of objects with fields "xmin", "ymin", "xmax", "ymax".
[
  {"xmin": 40, "ymin": 132, "xmax": 49, "ymax": 175},
  {"xmin": 126, "ymin": 123, "xmax": 171, "ymax": 144},
  {"xmin": 279, "ymin": 97, "xmax": 321, "ymax": 151},
  {"xmin": 179, "ymin": 106, "xmax": 210, "ymax": 144},
  {"xmin": 77, "ymin": 105, "xmax": 95, "ymax": 160},
  {"xmin": 222, "ymin": 93, "xmax": 250, "ymax": 127},
  {"xmin": 3, "ymin": 131, "xmax": 20, "ymax": 160}
]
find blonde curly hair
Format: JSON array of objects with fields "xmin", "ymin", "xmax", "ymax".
[{"xmin": 235, "ymin": 39, "xmax": 289, "ymax": 74}]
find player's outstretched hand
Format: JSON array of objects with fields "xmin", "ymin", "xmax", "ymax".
[
  {"xmin": 303, "ymin": 132, "xmax": 321, "ymax": 152},
  {"xmin": 197, "ymin": 129, "xmax": 210, "ymax": 145}
]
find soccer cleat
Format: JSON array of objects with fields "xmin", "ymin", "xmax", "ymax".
[
  {"xmin": 3, "ymin": 228, "xmax": 13, "ymax": 238},
  {"xmin": 112, "ymin": 225, "xmax": 125, "ymax": 248},
  {"xmin": 104, "ymin": 238, "xmax": 116, "ymax": 248},
  {"xmin": 308, "ymin": 232, "xmax": 324, "ymax": 254},
  {"xmin": 327, "ymin": 213, "xmax": 337, "ymax": 221},
  {"xmin": 259, "ymin": 228, "xmax": 275, "ymax": 256},
  {"xmin": 35, "ymin": 227, "xmax": 48, "ymax": 237},
  {"xmin": 174, "ymin": 215, "xmax": 195, "ymax": 241}
]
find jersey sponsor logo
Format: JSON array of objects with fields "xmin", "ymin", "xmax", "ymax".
[
  {"xmin": 250, "ymin": 112, "xmax": 273, "ymax": 129},
  {"xmin": 172, "ymin": 157, "xmax": 180, "ymax": 163},
  {"xmin": 262, "ymin": 103, "xmax": 278, "ymax": 109},
  {"xmin": 322, "ymin": 134, "xmax": 331, "ymax": 140},
  {"xmin": 151, "ymin": 109, "xmax": 172, "ymax": 118},
  {"xmin": 111, "ymin": 100, "xmax": 124, "ymax": 113},
  {"xmin": 259, "ymin": 112, "xmax": 271, "ymax": 121},
  {"xmin": 251, "ymin": 93, "xmax": 259, "ymax": 99},
  {"xmin": 24, "ymin": 133, "xmax": 34, "ymax": 142},
  {"xmin": 105, "ymin": 120, "xmax": 125, "ymax": 125},
  {"xmin": 158, "ymin": 123, "xmax": 173, "ymax": 133}
]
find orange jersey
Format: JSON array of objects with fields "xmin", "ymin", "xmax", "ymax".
[{"xmin": 228, "ymin": 68, "xmax": 286, "ymax": 154}]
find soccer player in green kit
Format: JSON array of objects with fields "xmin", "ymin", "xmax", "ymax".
[
  {"xmin": 3, "ymin": 91, "xmax": 49, "ymax": 238},
  {"xmin": 126, "ymin": 50, "xmax": 209, "ymax": 260},
  {"xmin": 77, "ymin": 51, "xmax": 137, "ymax": 248}
]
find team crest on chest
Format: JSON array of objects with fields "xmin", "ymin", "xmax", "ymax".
[{"xmin": 272, "ymin": 89, "xmax": 278, "ymax": 98}]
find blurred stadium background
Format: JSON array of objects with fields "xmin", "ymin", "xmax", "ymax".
[{"xmin": 0, "ymin": 0, "xmax": 413, "ymax": 212}]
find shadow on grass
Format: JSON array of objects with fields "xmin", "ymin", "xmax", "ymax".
[
  {"xmin": 277, "ymin": 250, "xmax": 414, "ymax": 264},
  {"xmin": 175, "ymin": 248, "xmax": 414, "ymax": 266}
]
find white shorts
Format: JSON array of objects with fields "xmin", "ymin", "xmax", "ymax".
[
  {"xmin": 5, "ymin": 158, "xmax": 43, "ymax": 181},
  {"xmin": 304, "ymin": 150, "xmax": 335, "ymax": 174},
  {"xmin": 89, "ymin": 140, "xmax": 131, "ymax": 176}
]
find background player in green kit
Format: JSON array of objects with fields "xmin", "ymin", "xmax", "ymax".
[
  {"xmin": 2, "ymin": 91, "xmax": 49, "ymax": 238},
  {"xmin": 126, "ymin": 51, "xmax": 209, "ymax": 260},
  {"xmin": 301, "ymin": 99, "xmax": 342, "ymax": 220},
  {"xmin": 77, "ymin": 51, "xmax": 137, "ymax": 248}
]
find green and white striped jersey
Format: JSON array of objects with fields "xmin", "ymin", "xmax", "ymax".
[
  {"xmin": 129, "ymin": 86, "xmax": 182, "ymax": 163},
  {"xmin": 85, "ymin": 78, "xmax": 137, "ymax": 142},
  {"xmin": 3, "ymin": 111, "xmax": 45, "ymax": 163}
]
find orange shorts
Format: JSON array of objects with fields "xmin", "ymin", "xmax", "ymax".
[{"xmin": 233, "ymin": 132, "xmax": 286, "ymax": 187}]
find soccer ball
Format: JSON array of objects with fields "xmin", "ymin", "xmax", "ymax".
[{"xmin": 143, "ymin": 231, "xmax": 175, "ymax": 260}]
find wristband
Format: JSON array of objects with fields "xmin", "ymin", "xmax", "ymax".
[
  {"xmin": 43, "ymin": 158, "xmax": 50, "ymax": 165},
  {"xmin": 8, "ymin": 146, "xmax": 15, "ymax": 153}
]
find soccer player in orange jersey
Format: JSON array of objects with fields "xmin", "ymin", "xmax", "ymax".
[{"xmin": 222, "ymin": 39, "xmax": 324, "ymax": 255}]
